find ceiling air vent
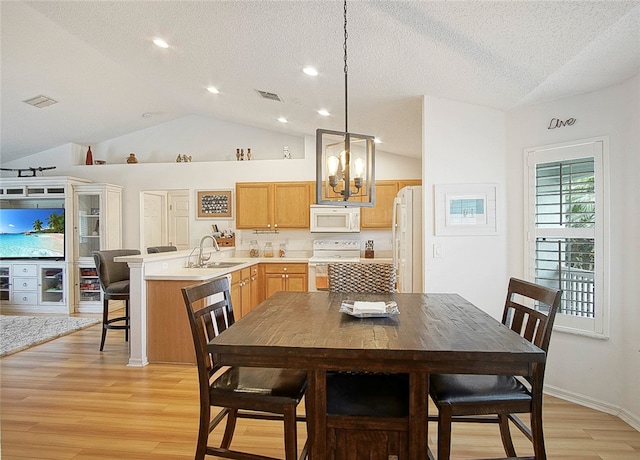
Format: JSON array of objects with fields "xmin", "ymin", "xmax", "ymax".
[
  {"xmin": 255, "ymin": 90, "xmax": 283, "ymax": 102},
  {"xmin": 23, "ymin": 95, "xmax": 58, "ymax": 108}
]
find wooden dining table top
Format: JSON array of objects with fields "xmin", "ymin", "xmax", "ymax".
[{"xmin": 208, "ymin": 291, "xmax": 545, "ymax": 375}]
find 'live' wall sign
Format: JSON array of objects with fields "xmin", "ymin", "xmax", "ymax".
[{"xmin": 548, "ymin": 117, "xmax": 576, "ymax": 129}]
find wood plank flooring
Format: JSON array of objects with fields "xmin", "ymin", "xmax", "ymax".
[{"xmin": 1, "ymin": 322, "xmax": 639, "ymax": 459}]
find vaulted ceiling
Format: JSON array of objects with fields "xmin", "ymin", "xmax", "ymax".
[{"xmin": 2, "ymin": 1, "xmax": 639, "ymax": 164}]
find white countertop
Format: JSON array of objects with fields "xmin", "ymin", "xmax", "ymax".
[
  {"xmin": 117, "ymin": 250, "xmax": 393, "ymax": 281},
  {"xmin": 144, "ymin": 256, "xmax": 310, "ymax": 281}
]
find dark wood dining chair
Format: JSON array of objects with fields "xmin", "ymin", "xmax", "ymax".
[
  {"xmin": 428, "ymin": 277, "xmax": 562, "ymax": 460},
  {"xmin": 146, "ymin": 245, "xmax": 177, "ymax": 254},
  {"xmin": 325, "ymin": 262, "xmax": 409, "ymax": 456},
  {"xmin": 93, "ymin": 249, "xmax": 141, "ymax": 351},
  {"xmin": 182, "ymin": 275, "xmax": 309, "ymax": 460},
  {"xmin": 327, "ymin": 262, "xmax": 396, "ymax": 293}
]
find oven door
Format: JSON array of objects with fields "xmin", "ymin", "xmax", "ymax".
[{"xmin": 308, "ymin": 262, "xmax": 329, "ymax": 292}]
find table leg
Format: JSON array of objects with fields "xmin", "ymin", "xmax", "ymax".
[
  {"xmin": 409, "ymin": 371, "xmax": 429, "ymax": 459},
  {"xmin": 307, "ymin": 369, "xmax": 326, "ymax": 460}
]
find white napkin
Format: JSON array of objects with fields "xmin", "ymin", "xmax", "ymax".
[{"xmin": 352, "ymin": 301, "xmax": 387, "ymax": 314}]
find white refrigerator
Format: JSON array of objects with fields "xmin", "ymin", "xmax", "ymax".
[{"xmin": 392, "ymin": 186, "xmax": 423, "ymax": 293}]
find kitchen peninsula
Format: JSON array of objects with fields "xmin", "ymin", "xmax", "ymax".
[{"xmin": 116, "ymin": 248, "xmax": 311, "ymax": 366}]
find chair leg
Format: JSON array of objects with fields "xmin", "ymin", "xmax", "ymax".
[
  {"xmin": 437, "ymin": 406, "xmax": 452, "ymax": 460},
  {"xmin": 100, "ymin": 298, "xmax": 109, "ymax": 351},
  {"xmin": 124, "ymin": 299, "xmax": 130, "ymax": 343},
  {"xmin": 498, "ymin": 414, "xmax": 517, "ymax": 457},
  {"xmin": 195, "ymin": 404, "xmax": 211, "ymax": 460},
  {"xmin": 531, "ymin": 404, "xmax": 547, "ymax": 460},
  {"xmin": 282, "ymin": 404, "xmax": 298, "ymax": 460},
  {"xmin": 220, "ymin": 408, "xmax": 238, "ymax": 449}
]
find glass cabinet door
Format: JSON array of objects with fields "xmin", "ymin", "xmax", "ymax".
[
  {"xmin": 40, "ymin": 266, "xmax": 65, "ymax": 304},
  {"xmin": 77, "ymin": 193, "xmax": 101, "ymax": 259},
  {"xmin": 0, "ymin": 266, "xmax": 10, "ymax": 302}
]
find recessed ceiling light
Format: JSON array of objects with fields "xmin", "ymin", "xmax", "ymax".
[
  {"xmin": 318, "ymin": 109, "xmax": 330, "ymax": 116},
  {"xmin": 303, "ymin": 66, "xmax": 318, "ymax": 76},
  {"xmin": 277, "ymin": 117, "xmax": 288, "ymax": 123},
  {"xmin": 142, "ymin": 112, "xmax": 153, "ymax": 118},
  {"xmin": 153, "ymin": 38, "xmax": 169, "ymax": 48},
  {"xmin": 207, "ymin": 86, "xmax": 220, "ymax": 94}
]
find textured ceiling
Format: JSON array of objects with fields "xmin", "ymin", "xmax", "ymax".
[{"xmin": 1, "ymin": 1, "xmax": 639, "ymax": 164}]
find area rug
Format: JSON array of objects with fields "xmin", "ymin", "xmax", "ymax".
[{"xmin": 0, "ymin": 315, "xmax": 100, "ymax": 357}]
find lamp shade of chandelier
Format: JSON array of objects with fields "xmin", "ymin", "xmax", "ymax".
[{"xmin": 316, "ymin": 0, "xmax": 375, "ymax": 207}]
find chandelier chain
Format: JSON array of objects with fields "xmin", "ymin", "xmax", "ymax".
[{"xmin": 343, "ymin": 0, "xmax": 348, "ymax": 134}]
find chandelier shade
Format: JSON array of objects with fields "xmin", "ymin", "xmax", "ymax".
[{"xmin": 316, "ymin": 128, "xmax": 375, "ymax": 206}]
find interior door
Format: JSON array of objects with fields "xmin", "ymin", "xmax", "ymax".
[
  {"xmin": 168, "ymin": 191, "xmax": 190, "ymax": 250},
  {"xmin": 142, "ymin": 192, "xmax": 165, "ymax": 250}
]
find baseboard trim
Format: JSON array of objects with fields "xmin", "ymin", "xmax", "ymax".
[{"xmin": 545, "ymin": 385, "xmax": 640, "ymax": 432}]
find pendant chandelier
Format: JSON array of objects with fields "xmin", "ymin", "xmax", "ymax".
[{"xmin": 316, "ymin": 0, "xmax": 375, "ymax": 207}]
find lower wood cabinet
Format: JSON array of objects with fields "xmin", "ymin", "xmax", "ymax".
[
  {"xmin": 231, "ymin": 264, "xmax": 259, "ymax": 319},
  {"xmin": 146, "ymin": 279, "xmax": 197, "ymax": 364},
  {"xmin": 264, "ymin": 263, "xmax": 308, "ymax": 299}
]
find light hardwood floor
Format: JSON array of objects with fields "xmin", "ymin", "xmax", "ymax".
[{"xmin": 1, "ymin": 323, "xmax": 639, "ymax": 459}]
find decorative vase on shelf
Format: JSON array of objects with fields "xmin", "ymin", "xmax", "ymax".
[
  {"xmin": 127, "ymin": 153, "xmax": 138, "ymax": 164},
  {"xmin": 85, "ymin": 146, "xmax": 93, "ymax": 165}
]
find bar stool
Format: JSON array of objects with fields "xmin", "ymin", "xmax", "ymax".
[{"xmin": 93, "ymin": 249, "xmax": 141, "ymax": 351}]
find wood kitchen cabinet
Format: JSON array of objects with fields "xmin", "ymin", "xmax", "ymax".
[
  {"xmin": 360, "ymin": 179, "xmax": 422, "ymax": 229},
  {"xmin": 146, "ymin": 279, "xmax": 197, "ymax": 364},
  {"xmin": 230, "ymin": 264, "xmax": 260, "ymax": 319},
  {"xmin": 236, "ymin": 182, "xmax": 311, "ymax": 229},
  {"xmin": 263, "ymin": 263, "xmax": 308, "ymax": 299}
]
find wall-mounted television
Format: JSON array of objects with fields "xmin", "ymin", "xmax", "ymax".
[{"xmin": 0, "ymin": 208, "xmax": 65, "ymax": 260}]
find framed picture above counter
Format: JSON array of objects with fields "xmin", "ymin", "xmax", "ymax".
[{"xmin": 196, "ymin": 190, "xmax": 232, "ymax": 219}]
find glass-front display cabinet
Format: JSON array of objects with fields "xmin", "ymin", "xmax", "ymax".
[{"xmin": 73, "ymin": 184, "xmax": 122, "ymax": 312}]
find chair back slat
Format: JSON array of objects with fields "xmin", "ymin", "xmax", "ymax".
[
  {"xmin": 327, "ymin": 263, "xmax": 396, "ymax": 293},
  {"xmin": 502, "ymin": 278, "xmax": 562, "ymax": 387},
  {"xmin": 503, "ymin": 278, "xmax": 562, "ymax": 352},
  {"xmin": 182, "ymin": 276, "xmax": 234, "ymax": 384}
]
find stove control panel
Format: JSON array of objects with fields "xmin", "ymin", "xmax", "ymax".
[{"xmin": 312, "ymin": 240, "xmax": 360, "ymax": 251}]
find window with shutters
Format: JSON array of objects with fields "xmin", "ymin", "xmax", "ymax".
[{"xmin": 525, "ymin": 138, "xmax": 609, "ymax": 338}]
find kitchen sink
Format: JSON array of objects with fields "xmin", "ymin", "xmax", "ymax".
[{"xmin": 203, "ymin": 261, "xmax": 243, "ymax": 269}]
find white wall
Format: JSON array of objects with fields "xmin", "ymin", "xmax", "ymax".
[
  {"xmin": 422, "ymin": 96, "xmax": 508, "ymax": 319},
  {"xmin": 2, "ymin": 115, "xmax": 421, "ymax": 254},
  {"xmin": 505, "ymin": 75, "xmax": 640, "ymax": 428}
]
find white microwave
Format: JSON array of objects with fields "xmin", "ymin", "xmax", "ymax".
[{"xmin": 310, "ymin": 205, "xmax": 360, "ymax": 233}]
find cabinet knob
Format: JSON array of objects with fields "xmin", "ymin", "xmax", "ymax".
[
  {"xmin": 281, "ymin": 274, "xmax": 285, "ymax": 278},
  {"xmin": 274, "ymin": 223, "xmax": 278, "ymax": 228},
  {"xmin": 283, "ymin": 267, "xmax": 287, "ymax": 271},
  {"xmin": 267, "ymin": 224, "xmax": 271, "ymax": 228}
]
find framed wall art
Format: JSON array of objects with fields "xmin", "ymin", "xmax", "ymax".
[
  {"xmin": 435, "ymin": 183, "xmax": 499, "ymax": 236},
  {"xmin": 196, "ymin": 190, "xmax": 232, "ymax": 219}
]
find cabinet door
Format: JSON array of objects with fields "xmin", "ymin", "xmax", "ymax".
[
  {"xmin": 285, "ymin": 273, "xmax": 308, "ymax": 292},
  {"xmin": 240, "ymin": 268, "xmax": 252, "ymax": 318},
  {"xmin": 249, "ymin": 265, "xmax": 262, "ymax": 309},
  {"xmin": 236, "ymin": 183, "xmax": 272, "ymax": 229},
  {"xmin": 40, "ymin": 266, "xmax": 65, "ymax": 304},
  {"xmin": 273, "ymin": 182, "xmax": 311, "ymax": 228},
  {"xmin": 0, "ymin": 266, "xmax": 10, "ymax": 302},
  {"xmin": 264, "ymin": 273, "xmax": 286, "ymax": 298},
  {"xmin": 361, "ymin": 181, "xmax": 399, "ymax": 229},
  {"xmin": 398, "ymin": 179, "xmax": 422, "ymax": 190},
  {"xmin": 76, "ymin": 193, "xmax": 102, "ymax": 259},
  {"xmin": 230, "ymin": 270, "xmax": 243, "ymax": 318}
]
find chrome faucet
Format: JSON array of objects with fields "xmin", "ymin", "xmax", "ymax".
[{"xmin": 196, "ymin": 235, "xmax": 220, "ymax": 267}]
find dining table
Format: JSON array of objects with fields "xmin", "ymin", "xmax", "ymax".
[{"xmin": 207, "ymin": 290, "xmax": 547, "ymax": 459}]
